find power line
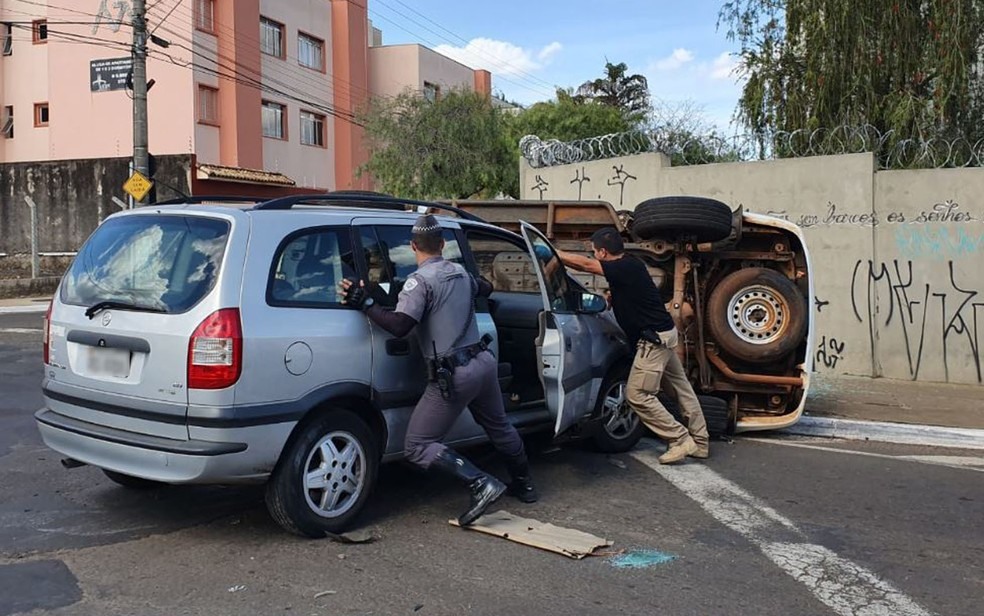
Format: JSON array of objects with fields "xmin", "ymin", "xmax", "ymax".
[
  {"xmin": 367, "ymin": 9, "xmax": 554, "ymax": 100},
  {"xmin": 377, "ymin": 0, "xmax": 556, "ymax": 92}
]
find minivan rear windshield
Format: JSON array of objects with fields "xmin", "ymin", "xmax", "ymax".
[{"xmin": 61, "ymin": 214, "xmax": 230, "ymax": 314}]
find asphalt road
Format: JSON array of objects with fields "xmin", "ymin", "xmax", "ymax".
[{"xmin": 2, "ymin": 312, "xmax": 982, "ymax": 616}]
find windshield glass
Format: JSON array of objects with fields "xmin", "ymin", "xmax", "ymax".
[{"xmin": 61, "ymin": 215, "xmax": 230, "ymax": 314}]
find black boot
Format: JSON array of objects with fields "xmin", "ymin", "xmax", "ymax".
[
  {"xmin": 431, "ymin": 449, "xmax": 506, "ymax": 526},
  {"xmin": 505, "ymin": 455, "xmax": 538, "ymax": 503}
]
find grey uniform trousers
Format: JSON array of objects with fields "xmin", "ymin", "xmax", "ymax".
[
  {"xmin": 626, "ymin": 328, "xmax": 709, "ymax": 446},
  {"xmin": 404, "ymin": 350, "xmax": 526, "ymax": 469}
]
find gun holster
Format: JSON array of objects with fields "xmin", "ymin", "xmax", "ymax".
[{"xmin": 640, "ymin": 329, "xmax": 663, "ymax": 346}]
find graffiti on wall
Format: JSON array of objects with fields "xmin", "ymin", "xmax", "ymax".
[
  {"xmin": 531, "ymin": 175, "xmax": 549, "ymax": 199},
  {"xmin": 570, "ymin": 167, "xmax": 591, "ymax": 200},
  {"xmin": 606, "ymin": 165, "xmax": 637, "ymax": 206},
  {"xmin": 816, "ymin": 335, "xmax": 847, "ymax": 370},
  {"xmin": 851, "ymin": 259, "xmax": 983, "ymax": 383}
]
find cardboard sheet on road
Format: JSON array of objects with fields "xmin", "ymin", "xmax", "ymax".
[{"xmin": 451, "ymin": 510, "xmax": 613, "ymax": 559}]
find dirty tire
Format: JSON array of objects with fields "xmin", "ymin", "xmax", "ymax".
[
  {"xmin": 102, "ymin": 469, "xmax": 165, "ymax": 489},
  {"xmin": 633, "ymin": 196, "xmax": 733, "ymax": 243},
  {"xmin": 706, "ymin": 267, "xmax": 808, "ymax": 364},
  {"xmin": 265, "ymin": 410, "xmax": 379, "ymax": 538},
  {"xmin": 591, "ymin": 365, "xmax": 646, "ymax": 453},
  {"xmin": 658, "ymin": 394, "xmax": 733, "ymax": 437}
]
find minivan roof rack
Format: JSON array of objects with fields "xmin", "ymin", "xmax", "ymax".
[
  {"xmin": 154, "ymin": 196, "xmax": 265, "ymax": 205},
  {"xmin": 253, "ymin": 191, "xmax": 486, "ymax": 222}
]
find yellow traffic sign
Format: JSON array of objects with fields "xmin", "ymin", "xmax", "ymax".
[{"xmin": 123, "ymin": 170, "xmax": 154, "ymax": 202}]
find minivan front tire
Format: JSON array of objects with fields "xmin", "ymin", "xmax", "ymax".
[
  {"xmin": 591, "ymin": 367, "xmax": 646, "ymax": 453},
  {"xmin": 265, "ymin": 410, "xmax": 379, "ymax": 538}
]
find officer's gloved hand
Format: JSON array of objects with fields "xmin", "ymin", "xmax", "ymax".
[{"xmin": 340, "ymin": 279, "xmax": 369, "ymax": 310}]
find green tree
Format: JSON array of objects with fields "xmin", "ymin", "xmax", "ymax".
[
  {"xmin": 719, "ymin": 0, "xmax": 984, "ymax": 160},
  {"xmin": 359, "ymin": 88, "xmax": 516, "ymax": 199},
  {"xmin": 575, "ymin": 61, "xmax": 651, "ymax": 119},
  {"xmin": 507, "ymin": 87, "xmax": 632, "ymax": 144}
]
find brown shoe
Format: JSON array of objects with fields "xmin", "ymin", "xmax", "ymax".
[
  {"xmin": 658, "ymin": 437, "xmax": 698, "ymax": 464},
  {"xmin": 690, "ymin": 443, "xmax": 710, "ymax": 459}
]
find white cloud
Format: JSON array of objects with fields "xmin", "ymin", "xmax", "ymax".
[
  {"xmin": 654, "ymin": 48, "xmax": 695, "ymax": 71},
  {"xmin": 433, "ymin": 38, "xmax": 562, "ymax": 77},
  {"xmin": 711, "ymin": 52, "xmax": 741, "ymax": 80},
  {"xmin": 537, "ymin": 42, "xmax": 563, "ymax": 63}
]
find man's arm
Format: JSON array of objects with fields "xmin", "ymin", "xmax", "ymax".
[
  {"xmin": 556, "ymin": 250, "xmax": 604, "ymax": 276},
  {"xmin": 340, "ymin": 278, "xmax": 419, "ymax": 337}
]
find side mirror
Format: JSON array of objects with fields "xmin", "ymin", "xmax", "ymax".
[{"xmin": 578, "ymin": 292, "xmax": 608, "ymax": 314}]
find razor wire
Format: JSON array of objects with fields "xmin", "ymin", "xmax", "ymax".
[{"xmin": 519, "ymin": 125, "xmax": 984, "ymax": 170}]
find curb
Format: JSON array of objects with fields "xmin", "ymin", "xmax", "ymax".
[{"xmin": 781, "ymin": 415, "xmax": 984, "ymax": 450}]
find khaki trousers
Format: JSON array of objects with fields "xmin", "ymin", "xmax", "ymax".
[{"xmin": 626, "ymin": 328, "xmax": 708, "ymax": 446}]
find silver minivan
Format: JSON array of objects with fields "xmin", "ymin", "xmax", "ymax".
[{"xmin": 37, "ymin": 193, "xmax": 654, "ymax": 537}]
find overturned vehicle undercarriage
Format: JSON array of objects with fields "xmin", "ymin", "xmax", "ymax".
[{"xmin": 442, "ymin": 196, "xmax": 815, "ymax": 434}]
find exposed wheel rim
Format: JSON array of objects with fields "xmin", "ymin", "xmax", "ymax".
[
  {"xmin": 601, "ymin": 381, "xmax": 639, "ymax": 439},
  {"xmin": 727, "ymin": 285, "xmax": 789, "ymax": 345},
  {"xmin": 302, "ymin": 431, "xmax": 367, "ymax": 518}
]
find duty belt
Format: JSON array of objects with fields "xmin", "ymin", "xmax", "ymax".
[{"xmin": 445, "ymin": 340, "xmax": 489, "ymax": 369}]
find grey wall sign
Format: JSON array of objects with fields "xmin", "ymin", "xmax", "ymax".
[{"xmin": 90, "ymin": 57, "xmax": 133, "ymax": 92}]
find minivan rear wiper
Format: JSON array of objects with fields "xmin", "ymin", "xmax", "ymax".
[{"xmin": 84, "ymin": 301, "xmax": 167, "ymax": 320}]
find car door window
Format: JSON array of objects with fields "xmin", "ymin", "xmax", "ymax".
[
  {"xmin": 525, "ymin": 231, "xmax": 576, "ymax": 312},
  {"xmin": 465, "ymin": 231, "xmax": 540, "ymax": 295},
  {"xmin": 268, "ymin": 227, "xmax": 355, "ymax": 307},
  {"xmin": 359, "ymin": 225, "xmax": 463, "ymax": 308}
]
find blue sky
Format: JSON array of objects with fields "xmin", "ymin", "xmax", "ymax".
[{"xmin": 370, "ymin": 0, "xmax": 746, "ymax": 133}]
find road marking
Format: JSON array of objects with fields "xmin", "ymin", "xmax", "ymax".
[
  {"xmin": 0, "ymin": 328, "xmax": 42, "ymax": 334},
  {"xmin": 630, "ymin": 447, "xmax": 936, "ymax": 616},
  {"xmin": 745, "ymin": 437, "xmax": 984, "ymax": 473},
  {"xmin": 0, "ymin": 305, "xmax": 48, "ymax": 314}
]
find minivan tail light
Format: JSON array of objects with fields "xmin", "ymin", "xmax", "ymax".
[
  {"xmin": 43, "ymin": 300, "xmax": 53, "ymax": 365},
  {"xmin": 187, "ymin": 308, "xmax": 242, "ymax": 389}
]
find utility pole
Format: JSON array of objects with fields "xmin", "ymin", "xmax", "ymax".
[{"xmin": 131, "ymin": 0, "xmax": 149, "ymax": 205}]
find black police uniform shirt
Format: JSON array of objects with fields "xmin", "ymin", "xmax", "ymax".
[{"xmin": 600, "ymin": 255, "xmax": 676, "ymax": 346}]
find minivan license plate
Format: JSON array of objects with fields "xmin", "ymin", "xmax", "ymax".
[{"xmin": 86, "ymin": 347, "xmax": 131, "ymax": 378}]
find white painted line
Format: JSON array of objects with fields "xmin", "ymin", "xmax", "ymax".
[
  {"xmin": 630, "ymin": 446, "xmax": 936, "ymax": 616},
  {"xmin": 0, "ymin": 328, "xmax": 43, "ymax": 334},
  {"xmin": 744, "ymin": 437, "xmax": 984, "ymax": 473},
  {"xmin": 0, "ymin": 305, "xmax": 49, "ymax": 314},
  {"xmin": 784, "ymin": 415, "xmax": 984, "ymax": 450}
]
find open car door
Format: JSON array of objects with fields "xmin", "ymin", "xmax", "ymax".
[{"xmin": 519, "ymin": 221, "xmax": 599, "ymax": 435}]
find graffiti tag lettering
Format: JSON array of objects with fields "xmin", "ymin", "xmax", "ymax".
[
  {"xmin": 606, "ymin": 165, "xmax": 636, "ymax": 206},
  {"xmin": 570, "ymin": 167, "xmax": 590, "ymax": 200},
  {"xmin": 531, "ymin": 175, "xmax": 549, "ymax": 199},
  {"xmin": 816, "ymin": 336, "xmax": 846, "ymax": 370}
]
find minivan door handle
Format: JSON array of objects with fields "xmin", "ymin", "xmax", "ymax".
[{"xmin": 386, "ymin": 339, "xmax": 410, "ymax": 356}]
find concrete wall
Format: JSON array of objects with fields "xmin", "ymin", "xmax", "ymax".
[
  {"xmin": 0, "ymin": 154, "xmax": 193, "ymax": 254},
  {"xmin": 520, "ymin": 153, "xmax": 984, "ymax": 385}
]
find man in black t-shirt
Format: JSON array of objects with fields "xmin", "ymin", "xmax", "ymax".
[{"xmin": 556, "ymin": 227, "xmax": 709, "ymax": 463}]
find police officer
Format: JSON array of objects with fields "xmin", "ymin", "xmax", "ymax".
[
  {"xmin": 556, "ymin": 227, "xmax": 709, "ymax": 464},
  {"xmin": 340, "ymin": 215, "xmax": 537, "ymax": 526}
]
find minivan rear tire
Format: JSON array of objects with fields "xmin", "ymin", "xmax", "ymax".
[{"xmin": 265, "ymin": 410, "xmax": 379, "ymax": 538}]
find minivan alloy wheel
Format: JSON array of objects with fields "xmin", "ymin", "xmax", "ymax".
[
  {"xmin": 303, "ymin": 431, "xmax": 367, "ymax": 518},
  {"xmin": 602, "ymin": 382, "xmax": 639, "ymax": 440}
]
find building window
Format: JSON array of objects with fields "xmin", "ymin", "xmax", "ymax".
[
  {"xmin": 32, "ymin": 19, "xmax": 47, "ymax": 44},
  {"xmin": 197, "ymin": 85, "xmax": 219, "ymax": 125},
  {"xmin": 260, "ymin": 17, "xmax": 284, "ymax": 58},
  {"xmin": 34, "ymin": 103, "xmax": 48, "ymax": 127},
  {"xmin": 262, "ymin": 101, "xmax": 286, "ymax": 139},
  {"xmin": 423, "ymin": 81, "xmax": 440, "ymax": 103},
  {"xmin": 2, "ymin": 106, "xmax": 13, "ymax": 139},
  {"xmin": 195, "ymin": 0, "xmax": 214, "ymax": 33},
  {"xmin": 300, "ymin": 111, "xmax": 325, "ymax": 147},
  {"xmin": 2, "ymin": 22, "xmax": 12, "ymax": 55},
  {"xmin": 298, "ymin": 33, "xmax": 324, "ymax": 71}
]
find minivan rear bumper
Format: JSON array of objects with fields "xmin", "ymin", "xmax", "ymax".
[{"xmin": 35, "ymin": 409, "xmax": 262, "ymax": 484}]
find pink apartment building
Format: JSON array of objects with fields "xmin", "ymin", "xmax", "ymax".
[{"xmin": 0, "ymin": 0, "xmax": 492, "ymax": 196}]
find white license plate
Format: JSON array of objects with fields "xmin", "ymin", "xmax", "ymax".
[{"xmin": 85, "ymin": 347, "xmax": 131, "ymax": 378}]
